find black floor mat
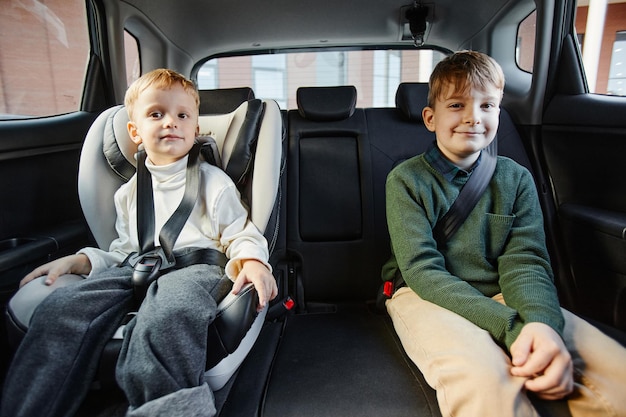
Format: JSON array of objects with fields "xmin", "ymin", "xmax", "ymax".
[{"xmin": 261, "ymin": 303, "xmax": 441, "ymax": 417}]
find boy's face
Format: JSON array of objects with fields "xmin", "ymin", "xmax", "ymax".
[
  {"xmin": 422, "ymin": 82, "xmax": 501, "ymax": 169},
  {"xmin": 127, "ymin": 83, "xmax": 199, "ymax": 166}
]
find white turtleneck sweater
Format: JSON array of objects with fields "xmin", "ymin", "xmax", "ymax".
[{"xmin": 79, "ymin": 154, "xmax": 270, "ymax": 281}]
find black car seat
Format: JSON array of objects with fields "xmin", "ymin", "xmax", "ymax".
[{"xmin": 6, "ymin": 95, "xmax": 284, "ymax": 391}]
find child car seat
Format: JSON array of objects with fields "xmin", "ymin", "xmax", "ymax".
[{"xmin": 6, "ymin": 96, "xmax": 284, "ymax": 391}]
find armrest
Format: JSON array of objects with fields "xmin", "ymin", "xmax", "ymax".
[
  {"xmin": 560, "ymin": 203, "xmax": 626, "ymax": 240},
  {"xmin": 205, "ymin": 282, "xmax": 260, "ymax": 369},
  {"xmin": 5, "ymin": 274, "xmax": 84, "ymax": 346},
  {"xmin": 0, "ymin": 220, "xmax": 89, "ymax": 289}
]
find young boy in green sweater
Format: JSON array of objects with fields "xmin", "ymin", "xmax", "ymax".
[{"xmin": 384, "ymin": 50, "xmax": 626, "ymax": 417}]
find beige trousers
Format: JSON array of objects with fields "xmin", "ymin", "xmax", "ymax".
[{"xmin": 386, "ymin": 287, "xmax": 626, "ymax": 417}]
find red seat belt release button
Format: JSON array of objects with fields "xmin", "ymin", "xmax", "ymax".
[
  {"xmin": 283, "ymin": 297, "xmax": 295, "ymax": 310},
  {"xmin": 383, "ymin": 281, "xmax": 394, "ymax": 298}
]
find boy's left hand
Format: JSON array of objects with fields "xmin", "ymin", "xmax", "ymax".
[
  {"xmin": 509, "ymin": 322, "xmax": 574, "ymax": 400},
  {"xmin": 232, "ymin": 259, "xmax": 278, "ymax": 311}
]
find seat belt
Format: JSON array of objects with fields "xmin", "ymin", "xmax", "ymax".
[
  {"xmin": 122, "ymin": 142, "xmax": 226, "ymax": 302},
  {"xmin": 379, "ymin": 139, "xmax": 498, "ymax": 305},
  {"xmin": 134, "ymin": 142, "xmax": 202, "ymax": 263},
  {"xmin": 433, "ymin": 137, "xmax": 497, "ymax": 245}
]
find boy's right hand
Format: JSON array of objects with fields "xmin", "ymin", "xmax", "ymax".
[
  {"xmin": 20, "ymin": 254, "xmax": 92, "ymax": 287},
  {"xmin": 232, "ymin": 259, "xmax": 278, "ymax": 312}
]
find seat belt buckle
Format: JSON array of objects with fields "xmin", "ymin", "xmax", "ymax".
[
  {"xmin": 127, "ymin": 247, "xmax": 176, "ymax": 288},
  {"xmin": 132, "ymin": 255, "xmax": 162, "ymax": 287},
  {"xmin": 266, "ymin": 296, "xmax": 296, "ymax": 321}
]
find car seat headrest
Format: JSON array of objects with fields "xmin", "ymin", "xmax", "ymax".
[
  {"xmin": 102, "ymin": 105, "xmax": 137, "ymax": 181},
  {"xmin": 297, "ymin": 86, "xmax": 357, "ymax": 121},
  {"xmin": 199, "ymin": 87, "xmax": 255, "ymax": 115},
  {"xmin": 395, "ymin": 82, "xmax": 429, "ymax": 122},
  {"xmin": 225, "ymin": 99, "xmax": 264, "ymax": 187}
]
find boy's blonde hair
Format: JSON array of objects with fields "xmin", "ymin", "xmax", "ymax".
[
  {"xmin": 427, "ymin": 50, "xmax": 504, "ymax": 107},
  {"xmin": 124, "ymin": 68, "xmax": 200, "ymax": 120}
]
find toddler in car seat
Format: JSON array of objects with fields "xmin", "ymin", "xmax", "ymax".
[
  {"xmin": 383, "ymin": 51, "xmax": 626, "ymax": 417},
  {"xmin": 1, "ymin": 68, "xmax": 277, "ymax": 417}
]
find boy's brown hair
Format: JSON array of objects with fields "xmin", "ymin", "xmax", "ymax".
[
  {"xmin": 427, "ymin": 50, "xmax": 505, "ymax": 107},
  {"xmin": 124, "ymin": 68, "xmax": 200, "ymax": 120}
]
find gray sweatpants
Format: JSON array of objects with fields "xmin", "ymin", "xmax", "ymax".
[{"xmin": 1, "ymin": 263, "xmax": 231, "ymax": 417}]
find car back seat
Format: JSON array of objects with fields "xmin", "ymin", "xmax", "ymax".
[
  {"xmin": 366, "ymin": 82, "xmax": 436, "ymax": 262},
  {"xmin": 285, "ymin": 86, "xmax": 379, "ymax": 304},
  {"xmin": 261, "ymin": 85, "xmax": 442, "ymax": 417},
  {"xmin": 259, "ymin": 82, "xmax": 575, "ymax": 417}
]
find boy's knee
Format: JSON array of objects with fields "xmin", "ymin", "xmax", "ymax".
[
  {"xmin": 436, "ymin": 351, "xmax": 519, "ymax": 394},
  {"xmin": 35, "ymin": 285, "xmax": 76, "ymax": 316}
]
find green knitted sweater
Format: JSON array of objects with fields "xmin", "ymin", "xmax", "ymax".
[{"xmin": 385, "ymin": 150, "xmax": 565, "ymax": 349}]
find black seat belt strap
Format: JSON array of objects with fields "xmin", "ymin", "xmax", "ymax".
[
  {"xmin": 174, "ymin": 248, "xmax": 227, "ymax": 269},
  {"xmin": 136, "ymin": 148, "xmax": 155, "ymax": 254},
  {"xmin": 433, "ymin": 138, "xmax": 498, "ymax": 244},
  {"xmin": 135, "ymin": 143, "xmax": 201, "ymax": 261},
  {"xmin": 158, "ymin": 143, "xmax": 201, "ymax": 262},
  {"xmin": 126, "ymin": 143, "xmax": 208, "ymax": 303}
]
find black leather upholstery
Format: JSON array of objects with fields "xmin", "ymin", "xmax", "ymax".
[
  {"xmin": 296, "ymin": 86, "xmax": 357, "ymax": 121},
  {"xmin": 395, "ymin": 82, "xmax": 429, "ymax": 121},
  {"xmin": 199, "ymin": 87, "xmax": 256, "ymax": 115}
]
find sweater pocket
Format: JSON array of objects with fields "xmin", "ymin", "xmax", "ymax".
[{"xmin": 483, "ymin": 213, "xmax": 515, "ymax": 260}]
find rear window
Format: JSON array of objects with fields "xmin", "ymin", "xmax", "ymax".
[{"xmin": 196, "ymin": 49, "xmax": 447, "ymax": 109}]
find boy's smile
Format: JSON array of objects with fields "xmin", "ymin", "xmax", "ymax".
[{"xmin": 422, "ymin": 84, "xmax": 501, "ymax": 170}]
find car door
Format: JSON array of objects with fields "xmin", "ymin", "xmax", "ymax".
[
  {"xmin": 0, "ymin": 0, "xmax": 113, "ymax": 379},
  {"xmin": 540, "ymin": 0, "xmax": 626, "ymax": 332}
]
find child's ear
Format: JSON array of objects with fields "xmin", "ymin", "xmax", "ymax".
[
  {"xmin": 127, "ymin": 121, "xmax": 142, "ymax": 145},
  {"xmin": 422, "ymin": 107, "xmax": 436, "ymax": 132}
]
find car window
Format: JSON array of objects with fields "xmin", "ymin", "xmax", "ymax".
[
  {"xmin": 0, "ymin": 0, "xmax": 89, "ymax": 119},
  {"xmin": 516, "ymin": 10, "xmax": 536, "ymax": 73},
  {"xmin": 196, "ymin": 49, "xmax": 447, "ymax": 108},
  {"xmin": 124, "ymin": 30, "xmax": 140, "ymax": 88},
  {"xmin": 575, "ymin": 0, "xmax": 626, "ymax": 95},
  {"xmin": 516, "ymin": 2, "xmax": 626, "ymax": 97}
]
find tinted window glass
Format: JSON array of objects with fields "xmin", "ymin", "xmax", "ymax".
[
  {"xmin": 575, "ymin": 0, "xmax": 626, "ymax": 95},
  {"xmin": 0, "ymin": 0, "xmax": 89, "ymax": 119}
]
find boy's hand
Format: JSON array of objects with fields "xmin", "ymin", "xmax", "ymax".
[
  {"xmin": 510, "ymin": 322, "xmax": 573, "ymax": 400},
  {"xmin": 20, "ymin": 254, "xmax": 92, "ymax": 287},
  {"xmin": 232, "ymin": 259, "xmax": 277, "ymax": 311}
]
